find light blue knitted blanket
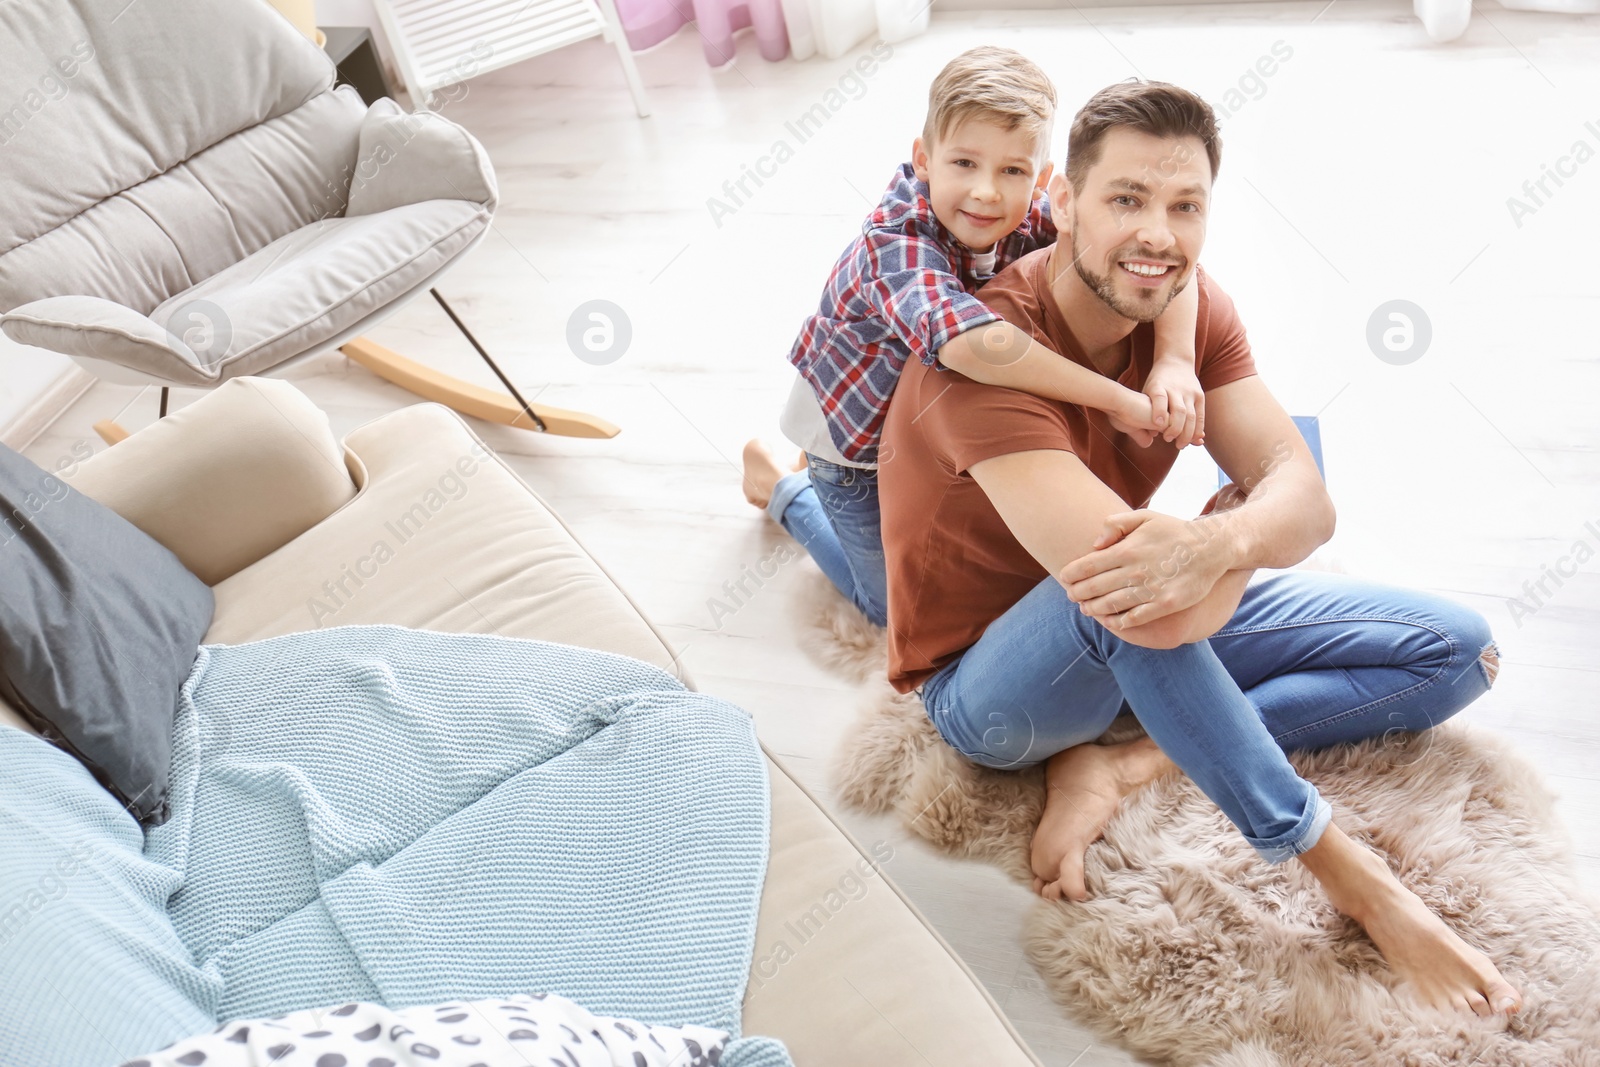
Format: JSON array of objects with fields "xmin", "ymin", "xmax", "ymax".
[{"xmin": 142, "ymin": 625, "xmax": 792, "ymax": 1066}]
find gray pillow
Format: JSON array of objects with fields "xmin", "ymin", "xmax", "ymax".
[{"xmin": 0, "ymin": 444, "xmax": 214, "ymax": 826}]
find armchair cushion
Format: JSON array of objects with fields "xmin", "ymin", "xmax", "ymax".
[
  {"xmin": 348, "ymin": 99, "xmax": 499, "ymax": 218},
  {"xmin": 1, "ymin": 295, "xmax": 178, "ymax": 369},
  {"xmin": 3, "ymin": 198, "xmax": 490, "ymax": 385},
  {"xmin": 0, "ymin": 87, "xmax": 369, "ymax": 316},
  {"xmin": 0, "ymin": 1, "xmax": 501, "ymax": 387},
  {"xmin": 0, "ymin": 0, "xmax": 335, "ymax": 289},
  {"xmin": 147, "ymin": 198, "xmax": 489, "ymax": 383}
]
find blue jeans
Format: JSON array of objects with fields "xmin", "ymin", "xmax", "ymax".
[
  {"xmin": 768, "ymin": 457, "xmax": 888, "ymax": 626},
  {"xmin": 919, "ymin": 571, "xmax": 1499, "ymax": 864}
]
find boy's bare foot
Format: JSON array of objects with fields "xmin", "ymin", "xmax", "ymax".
[
  {"xmin": 1299, "ymin": 822, "xmax": 1523, "ymax": 1018},
  {"xmin": 741, "ymin": 440, "xmax": 806, "ymax": 508},
  {"xmin": 1032, "ymin": 735, "xmax": 1178, "ymax": 901}
]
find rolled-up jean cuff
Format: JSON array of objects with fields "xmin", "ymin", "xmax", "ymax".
[
  {"xmin": 767, "ymin": 469, "xmax": 811, "ymax": 524},
  {"xmin": 1249, "ymin": 793, "xmax": 1333, "ymax": 865}
]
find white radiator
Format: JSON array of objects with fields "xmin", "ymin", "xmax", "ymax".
[{"xmin": 373, "ymin": 0, "xmax": 650, "ymax": 115}]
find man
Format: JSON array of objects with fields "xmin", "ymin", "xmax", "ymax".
[{"xmin": 879, "ymin": 78, "xmax": 1521, "ymax": 1020}]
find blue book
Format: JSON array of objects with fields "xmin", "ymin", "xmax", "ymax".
[{"xmin": 1218, "ymin": 414, "xmax": 1325, "ymax": 488}]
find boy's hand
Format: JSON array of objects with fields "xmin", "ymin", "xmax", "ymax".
[
  {"xmin": 1107, "ymin": 391, "xmax": 1160, "ymax": 448},
  {"xmin": 1144, "ymin": 356, "xmax": 1205, "ymax": 448}
]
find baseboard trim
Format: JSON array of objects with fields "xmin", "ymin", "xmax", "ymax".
[{"xmin": 0, "ymin": 365, "xmax": 97, "ymax": 451}]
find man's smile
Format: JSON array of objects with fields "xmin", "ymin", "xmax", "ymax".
[{"xmin": 1117, "ymin": 258, "xmax": 1181, "ymax": 288}]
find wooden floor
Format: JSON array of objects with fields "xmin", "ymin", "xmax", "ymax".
[{"xmin": 25, "ymin": 3, "xmax": 1600, "ymax": 1062}]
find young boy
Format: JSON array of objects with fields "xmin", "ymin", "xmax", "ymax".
[{"xmin": 743, "ymin": 46, "xmax": 1204, "ymax": 626}]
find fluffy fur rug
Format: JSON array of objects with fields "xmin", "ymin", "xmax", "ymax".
[{"xmin": 796, "ymin": 571, "xmax": 1600, "ymax": 1067}]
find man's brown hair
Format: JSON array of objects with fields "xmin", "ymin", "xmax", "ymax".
[
  {"xmin": 923, "ymin": 46, "xmax": 1056, "ymax": 158},
  {"xmin": 1064, "ymin": 79, "xmax": 1222, "ymax": 193}
]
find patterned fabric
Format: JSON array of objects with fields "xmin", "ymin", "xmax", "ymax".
[
  {"xmin": 125, "ymin": 992, "xmax": 751, "ymax": 1067},
  {"xmin": 786, "ymin": 161, "xmax": 1056, "ymax": 464}
]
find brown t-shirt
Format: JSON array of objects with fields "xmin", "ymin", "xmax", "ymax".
[{"xmin": 880, "ymin": 250, "xmax": 1258, "ymax": 692}]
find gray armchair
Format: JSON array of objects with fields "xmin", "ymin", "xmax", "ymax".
[{"xmin": 0, "ymin": 0, "xmax": 615, "ymax": 441}]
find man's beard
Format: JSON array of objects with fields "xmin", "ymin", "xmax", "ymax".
[{"xmin": 1070, "ymin": 220, "xmax": 1186, "ymax": 324}]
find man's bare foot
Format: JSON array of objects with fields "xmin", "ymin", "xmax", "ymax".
[
  {"xmin": 1300, "ymin": 822, "xmax": 1523, "ymax": 1018},
  {"xmin": 1032, "ymin": 735, "xmax": 1178, "ymax": 901},
  {"xmin": 741, "ymin": 441, "xmax": 805, "ymax": 508}
]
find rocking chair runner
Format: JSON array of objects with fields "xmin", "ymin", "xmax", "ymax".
[{"xmin": 0, "ymin": 0, "xmax": 615, "ymax": 444}]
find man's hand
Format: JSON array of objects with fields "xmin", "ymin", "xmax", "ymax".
[
  {"xmin": 1057, "ymin": 510, "xmax": 1231, "ymax": 631},
  {"xmin": 971, "ymin": 449, "xmax": 1255, "ymax": 650}
]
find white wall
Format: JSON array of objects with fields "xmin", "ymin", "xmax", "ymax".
[
  {"xmin": 315, "ymin": 0, "xmax": 404, "ymax": 97},
  {"xmin": 316, "ymin": 0, "xmax": 380, "ymax": 33}
]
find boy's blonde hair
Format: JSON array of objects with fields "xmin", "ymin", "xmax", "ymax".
[{"xmin": 923, "ymin": 46, "xmax": 1056, "ymax": 160}]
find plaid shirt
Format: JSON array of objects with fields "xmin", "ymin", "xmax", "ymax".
[{"xmin": 787, "ymin": 161, "xmax": 1056, "ymax": 464}]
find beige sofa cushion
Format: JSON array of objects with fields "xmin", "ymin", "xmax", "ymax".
[
  {"xmin": 62, "ymin": 378, "xmax": 357, "ymax": 586},
  {"xmin": 29, "ymin": 383, "xmax": 1041, "ymax": 1065},
  {"xmin": 201, "ymin": 403, "xmax": 682, "ymax": 673},
  {"xmin": 0, "ymin": 694, "xmax": 34, "ymax": 736},
  {"xmin": 751, "ymin": 767, "xmax": 1037, "ymax": 1063}
]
